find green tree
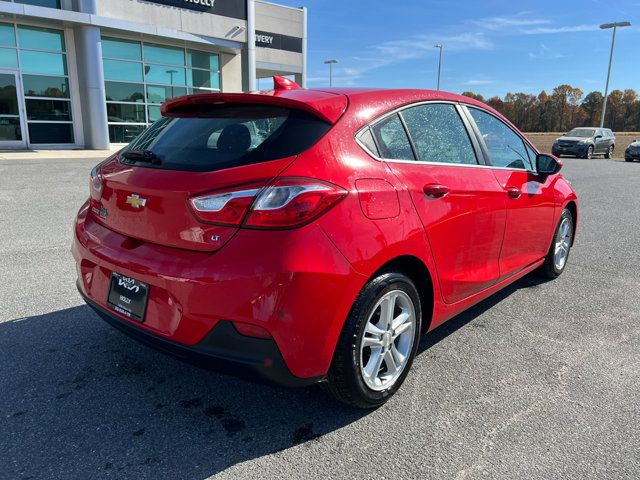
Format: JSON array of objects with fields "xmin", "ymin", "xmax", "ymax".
[{"xmin": 580, "ymin": 91, "xmax": 603, "ymax": 126}]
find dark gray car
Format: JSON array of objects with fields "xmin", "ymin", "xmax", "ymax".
[
  {"xmin": 625, "ymin": 139, "xmax": 640, "ymax": 162},
  {"xmin": 552, "ymin": 127, "xmax": 615, "ymax": 159}
]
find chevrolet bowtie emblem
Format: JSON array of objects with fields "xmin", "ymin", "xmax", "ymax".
[{"xmin": 126, "ymin": 194, "xmax": 147, "ymax": 209}]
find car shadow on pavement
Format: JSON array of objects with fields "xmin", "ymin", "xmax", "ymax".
[
  {"xmin": 0, "ymin": 275, "xmax": 546, "ymax": 479},
  {"xmin": 417, "ymin": 273, "xmax": 550, "ymax": 354}
]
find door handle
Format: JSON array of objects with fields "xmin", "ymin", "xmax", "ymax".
[
  {"xmin": 507, "ymin": 186, "xmax": 521, "ymax": 199},
  {"xmin": 423, "ymin": 183, "xmax": 449, "ymax": 198}
]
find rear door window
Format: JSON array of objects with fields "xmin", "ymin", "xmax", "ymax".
[
  {"xmin": 122, "ymin": 105, "xmax": 331, "ymax": 172},
  {"xmin": 400, "ymin": 103, "xmax": 478, "ymax": 165},
  {"xmin": 370, "ymin": 113, "xmax": 415, "ymax": 161}
]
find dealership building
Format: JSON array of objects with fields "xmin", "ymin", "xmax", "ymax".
[{"xmin": 0, "ymin": 0, "xmax": 307, "ymax": 149}]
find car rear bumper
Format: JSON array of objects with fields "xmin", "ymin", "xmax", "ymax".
[
  {"xmin": 72, "ymin": 201, "xmax": 366, "ymax": 380},
  {"xmin": 79, "ymin": 286, "xmax": 322, "ymax": 387},
  {"xmin": 625, "ymin": 151, "xmax": 640, "ymax": 161}
]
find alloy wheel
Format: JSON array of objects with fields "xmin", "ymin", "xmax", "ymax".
[
  {"xmin": 359, "ymin": 290, "xmax": 416, "ymax": 391},
  {"xmin": 586, "ymin": 146, "xmax": 593, "ymax": 159},
  {"xmin": 554, "ymin": 216, "xmax": 573, "ymax": 270}
]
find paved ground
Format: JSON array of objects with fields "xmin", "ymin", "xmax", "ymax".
[{"xmin": 0, "ymin": 155, "xmax": 639, "ymax": 480}]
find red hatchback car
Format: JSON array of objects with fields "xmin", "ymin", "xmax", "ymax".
[{"xmin": 73, "ymin": 77, "xmax": 578, "ymax": 408}]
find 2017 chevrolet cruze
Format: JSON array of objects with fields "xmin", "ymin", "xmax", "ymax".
[{"xmin": 73, "ymin": 77, "xmax": 578, "ymax": 408}]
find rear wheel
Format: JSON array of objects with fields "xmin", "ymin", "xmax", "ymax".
[
  {"xmin": 584, "ymin": 145, "xmax": 594, "ymax": 159},
  {"xmin": 325, "ymin": 272, "xmax": 422, "ymax": 408},
  {"xmin": 539, "ymin": 208, "xmax": 574, "ymax": 279},
  {"xmin": 605, "ymin": 145, "xmax": 614, "ymax": 159}
]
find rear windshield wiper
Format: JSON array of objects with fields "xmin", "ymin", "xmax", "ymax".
[{"xmin": 121, "ymin": 149, "xmax": 161, "ymax": 165}]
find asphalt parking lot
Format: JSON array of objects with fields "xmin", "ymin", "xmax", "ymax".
[{"xmin": 1, "ymin": 156, "xmax": 639, "ymax": 479}]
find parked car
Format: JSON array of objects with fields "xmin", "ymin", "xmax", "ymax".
[
  {"xmin": 73, "ymin": 77, "xmax": 578, "ymax": 408},
  {"xmin": 625, "ymin": 139, "xmax": 640, "ymax": 162},
  {"xmin": 552, "ymin": 127, "xmax": 615, "ymax": 159}
]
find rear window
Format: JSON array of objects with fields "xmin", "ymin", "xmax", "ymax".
[{"xmin": 121, "ymin": 105, "xmax": 331, "ymax": 172}]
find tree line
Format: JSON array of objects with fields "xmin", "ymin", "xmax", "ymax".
[{"xmin": 462, "ymin": 85, "xmax": 640, "ymax": 132}]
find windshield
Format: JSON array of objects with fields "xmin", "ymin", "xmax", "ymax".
[
  {"xmin": 122, "ymin": 104, "xmax": 331, "ymax": 172},
  {"xmin": 566, "ymin": 129, "xmax": 595, "ymax": 138}
]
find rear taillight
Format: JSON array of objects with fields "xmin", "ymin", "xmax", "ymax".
[
  {"xmin": 89, "ymin": 164, "xmax": 103, "ymax": 200},
  {"xmin": 189, "ymin": 178, "xmax": 347, "ymax": 229},
  {"xmin": 189, "ymin": 185, "xmax": 263, "ymax": 226}
]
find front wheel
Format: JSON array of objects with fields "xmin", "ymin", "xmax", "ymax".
[
  {"xmin": 539, "ymin": 208, "xmax": 574, "ymax": 279},
  {"xmin": 605, "ymin": 145, "xmax": 614, "ymax": 159},
  {"xmin": 325, "ymin": 272, "xmax": 422, "ymax": 408},
  {"xmin": 584, "ymin": 145, "xmax": 594, "ymax": 159}
]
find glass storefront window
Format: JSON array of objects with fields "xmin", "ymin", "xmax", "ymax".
[
  {"xmin": 14, "ymin": 0, "xmax": 61, "ymax": 8},
  {"xmin": 187, "ymin": 50, "xmax": 219, "ymax": 70},
  {"xmin": 0, "ymin": 117, "xmax": 21, "ymax": 141},
  {"xmin": 147, "ymin": 105, "xmax": 161, "ymax": 123},
  {"xmin": 103, "ymin": 37, "xmax": 220, "ymax": 142},
  {"xmin": 146, "ymin": 84, "xmax": 187, "ymax": 104},
  {"xmin": 20, "ymin": 51, "xmax": 67, "ymax": 75},
  {"xmin": 18, "ymin": 26, "xmax": 65, "ymax": 52},
  {"xmin": 23, "ymin": 75, "xmax": 69, "ymax": 98},
  {"xmin": 28, "ymin": 123, "xmax": 73, "ymax": 143},
  {"xmin": 26, "ymin": 99, "xmax": 71, "ymax": 121},
  {"xmin": 0, "ymin": 47, "xmax": 18, "ymax": 68},
  {"xmin": 144, "ymin": 64, "xmax": 186, "ymax": 86},
  {"xmin": 102, "ymin": 37, "xmax": 141, "ymax": 61},
  {"xmin": 107, "ymin": 103, "xmax": 146, "ymax": 123},
  {"xmin": 105, "ymin": 82, "xmax": 145, "ymax": 102},
  {"xmin": 103, "ymin": 59, "xmax": 143, "ymax": 83},
  {"xmin": 187, "ymin": 69, "xmax": 219, "ymax": 89},
  {"xmin": 3, "ymin": 22, "xmax": 75, "ymax": 144},
  {"xmin": 0, "ymin": 24, "xmax": 16, "ymax": 47},
  {"xmin": 108, "ymin": 124, "xmax": 146, "ymax": 143},
  {"xmin": 144, "ymin": 43, "xmax": 184, "ymax": 66}
]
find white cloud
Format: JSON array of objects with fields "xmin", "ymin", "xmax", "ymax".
[
  {"xmin": 373, "ymin": 32, "xmax": 493, "ymax": 60},
  {"xmin": 463, "ymin": 79, "xmax": 495, "ymax": 86},
  {"xmin": 474, "ymin": 13, "xmax": 551, "ymax": 31},
  {"xmin": 529, "ymin": 43, "xmax": 566, "ymax": 59},
  {"xmin": 523, "ymin": 24, "xmax": 600, "ymax": 34}
]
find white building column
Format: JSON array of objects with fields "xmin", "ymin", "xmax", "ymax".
[
  {"xmin": 301, "ymin": 6, "xmax": 307, "ymax": 88},
  {"xmin": 245, "ymin": 0, "xmax": 256, "ymax": 92},
  {"xmin": 74, "ymin": 0, "xmax": 109, "ymax": 149}
]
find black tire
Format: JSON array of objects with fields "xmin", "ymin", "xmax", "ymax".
[
  {"xmin": 625, "ymin": 157, "xmax": 634, "ymax": 162},
  {"xmin": 583, "ymin": 145, "xmax": 594, "ymax": 159},
  {"xmin": 325, "ymin": 271, "xmax": 422, "ymax": 409},
  {"xmin": 539, "ymin": 208, "xmax": 574, "ymax": 279},
  {"xmin": 605, "ymin": 145, "xmax": 614, "ymax": 159}
]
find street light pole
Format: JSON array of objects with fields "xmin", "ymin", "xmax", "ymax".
[
  {"xmin": 434, "ymin": 44, "xmax": 443, "ymax": 91},
  {"xmin": 599, "ymin": 21, "xmax": 631, "ymax": 128},
  {"xmin": 324, "ymin": 59, "xmax": 338, "ymax": 88}
]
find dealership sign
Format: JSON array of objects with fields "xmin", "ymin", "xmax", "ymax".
[
  {"xmin": 255, "ymin": 30, "xmax": 302, "ymax": 53},
  {"xmin": 143, "ymin": 0, "xmax": 246, "ymax": 20}
]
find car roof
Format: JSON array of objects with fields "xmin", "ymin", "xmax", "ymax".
[{"xmin": 319, "ymin": 87, "xmax": 504, "ymax": 128}]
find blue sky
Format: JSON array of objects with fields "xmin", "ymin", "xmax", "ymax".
[{"xmin": 271, "ymin": 0, "xmax": 640, "ymax": 98}]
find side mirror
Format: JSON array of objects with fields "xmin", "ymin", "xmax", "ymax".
[
  {"xmin": 536, "ymin": 154, "xmax": 562, "ymax": 175},
  {"xmin": 595, "ymin": 134, "xmax": 602, "ymax": 139}
]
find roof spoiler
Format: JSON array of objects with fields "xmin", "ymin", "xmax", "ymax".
[{"xmin": 161, "ymin": 77, "xmax": 347, "ymax": 124}]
